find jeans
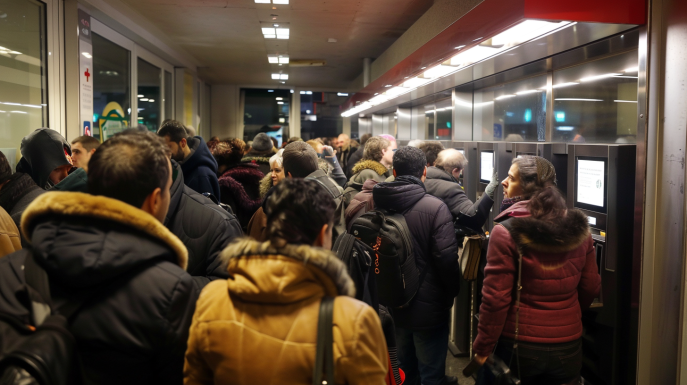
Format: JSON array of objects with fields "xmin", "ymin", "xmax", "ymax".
[
  {"xmin": 476, "ymin": 338, "xmax": 582, "ymax": 385},
  {"xmin": 395, "ymin": 323, "xmax": 450, "ymax": 385}
]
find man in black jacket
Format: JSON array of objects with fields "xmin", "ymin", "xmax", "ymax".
[
  {"xmin": 372, "ymin": 146, "xmax": 460, "ymax": 385},
  {"xmin": 426, "ymin": 149, "xmax": 497, "ymax": 233},
  {"xmin": 0, "ymin": 130, "xmax": 197, "ymax": 385},
  {"xmin": 165, "ymin": 159, "xmax": 242, "ymax": 289}
]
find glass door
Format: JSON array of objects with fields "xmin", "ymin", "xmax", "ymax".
[{"xmin": 137, "ymin": 58, "xmax": 161, "ymax": 131}]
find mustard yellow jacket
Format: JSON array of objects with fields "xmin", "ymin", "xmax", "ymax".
[
  {"xmin": 0, "ymin": 206, "xmax": 21, "ymax": 258},
  {"xmin": 184, "ymin": 238, "xmax": 388, "ymax": 385}
]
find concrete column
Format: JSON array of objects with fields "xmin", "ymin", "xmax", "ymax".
[
  {"xmin": 210, "ymin": 84, "xmax": 242, "ymax": 139},
  {"xmin": 290, "ymin": 88, "xmax": 301, "ymax": 138},
  {"xmin": 342, "ymin": 116, "xmax": 351, "ymax": 136},
  {"xmin": 363, "ymin": 58, "xmax": 372, "ymax": 87}
]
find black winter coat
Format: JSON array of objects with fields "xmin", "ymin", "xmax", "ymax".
[
  {"xmin": 180, "ymin": 136, "xmax": 221, "ymax": 199},
  {"xmin": 0, "ymin": 192, "xmax": 198, "ymax": 385},
  {"xmin": 424, "ymin": 167, "xmax": 494, "ymax": 233},
  {"xmin": 0, "ymin": 173, "xmax": 45, "ymax": 229},
  {"xmin": 373, "ymin": 176, "xmax": 460, "ymax": 330},
  {"xmin": 166, "ymin": 161, "xmax": 242, "ymax": 289}
]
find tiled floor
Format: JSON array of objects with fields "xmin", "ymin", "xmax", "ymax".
[{"xmin": 446, "ymin": 350, "xmax": 476, "ymax": 385}]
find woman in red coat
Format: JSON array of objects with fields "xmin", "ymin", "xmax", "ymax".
[{"xmin": 471, "ymin": 156, "xmax": 600, "ymax": 385}]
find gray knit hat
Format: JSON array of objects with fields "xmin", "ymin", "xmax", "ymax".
[{"xmin": 252, "ymin": 133, "xmax": 274, "ymax": 152}]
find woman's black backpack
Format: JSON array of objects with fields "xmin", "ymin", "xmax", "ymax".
[{"xmin": 348, "ymin": 209, "xmax": 425, "ymax": 309}]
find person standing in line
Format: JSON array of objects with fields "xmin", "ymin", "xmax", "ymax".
[
  {"xmin": 184, "ymin": 178, "xmax": 388, "ymax": 385},
  {"xmin": 344, "ymin": 136, "xmax": 394, "ymax": 205},
  {"xmin": 372, "ymin": 146, "xmax": 460, "ymax": 385},
  {"xmin": 344, "ymin": 133, "xmax": 372, "ymax": 178},
  {"xmin": 241, "ymin": 132, "xmax": 277, "ymax": 175},
  {"xmin": 470, "ymin": 156, "xmax": 600, "ymax": 384},
  {"xmin": 336, "ymin": 133, "xmax": 359, "ymax": 173},
  {"xmin": 158, "ymin": 120, "xmax": 220, "ymax": 199},
  {"xmin": 418, "ymin": 141, "xmax": 444, "ymax": 167}
]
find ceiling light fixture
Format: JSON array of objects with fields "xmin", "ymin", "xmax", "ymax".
[
  {"xmin": 140, "ymin": 98, "xmax": 149, "ymax": 101},
  {"xmin": 550, "ymin": 82, "xmax": 579, "ymax": 89},
  {"xmin": 278, "ymin": 56, "xmax": 289, "ymax": 64},
  {"xmin": 555, "ymin": 98, "xmax": 603, "ymax": 102},
  {"xmin": 277, "ymin": 101, "xmax": 284, "ymax": 104},
  {"xmin": 137, "ymin": 94, "xmax": 144, "ymax": 98},
  {"xmin": 271, "ymin": 74, "xmax": 280, "ymax": 80},
  {"xmin": 580, "ymin": 73, "xmax": 622, "ymax": 82},
  {"xmin": 280, "ymin": 74, "xmax": 288, "ymax": 80},
  {"xmin": 268, "ymin": 90, "xmax": 274, "ymax": 92},
  {"xmin": 614, "ymin": 100, "xmax": 638, "ymax": 103},
  {"xmin": 81, "ymin": 52, "xmax": 92, "ymax": 59},
  {"xmin": 495, "ymin": 94, "xmax": 516, "ymax": 100},
  {"xmin": 254, "ymin": 0, "xmax": 270, "ymax": 3},
  {"xmin": 337, "ymin": 93, "xmax": 349, "ymax": 96},
  {"xmin": 148, "ymin": 99, "xmax": 155, "ymax": 102},
  {"xmin": 276, "ymin": 97, "xmax": 283, "ymax": 100},
  {"xmin": 268, "ymin": 55, "xmax": 278, "ymax": 63},
  {"xmin": 272, "ymin": 0, "xmax": 289, "ymax": 4}
]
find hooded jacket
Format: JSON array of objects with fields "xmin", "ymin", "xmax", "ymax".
[
  {"xmin": 0, "ymin": 173, "xmax": 45, "ymax": 229},
  {"xmin": 183, "ymin": 238, "xmax": 388, "ymax": 385},
  {"xmin": 50, "ymin": 167, "xmax": 88, "ymax": 193},
  {"xmin": 338, "ymin": 142, "xmax": 359, "ymax": 174},
  {"xmin": 165, "ymin": 161, "xmax": 242, "ymax": 289},
  {"xmin": 241, "ymin": 148, "xmax": 276, "ymax": 175},
  {"xmin": 0, "ymin": 206, "xmax": 20, "ymax": 257},
  {"xmin": 344, "ymin": 160, "xmax": 390, "ymax": 206},
  {"xmin": 372, "ymin": 176, "xmax": 460, "ymax": 330},
  {"xmin": 217, "ymin": 163, "xmax": 264, "ymax": 229},
  {"xmin": 473, "ymin": 201, "xmax": 601, "ymax": 356},
  {"xmin": 344, "ymin": 143, "xmax": 364, "ymax": 178},
  {"xmin": 344, "ymin": 179, "xmax": 378, "ymax": 231},
  {"xmin": 180, "ymin": 136, "xmax": 220, "ymax": 199},
  {"xmin": 0, "ymin": 192, "xmax": 197, "ymax": 385},
  {"xmin": 424, "ymin": 166, "xmax": 494, "ymax": 233},
  {"xmin": 16, "ymin": 128, "xmax": 73, "ymax": 189}
]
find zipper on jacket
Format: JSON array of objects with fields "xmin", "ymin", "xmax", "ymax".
[{"xmin": 402, "ymin": 273, "xmax": 406, "ymax": 288}]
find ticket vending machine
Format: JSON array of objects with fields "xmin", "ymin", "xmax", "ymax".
[{"xmin": 567, "ymin": 144, "xmax": 635, "ymax": 385}]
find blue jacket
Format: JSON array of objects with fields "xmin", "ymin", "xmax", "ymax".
[{"xmin": 180, "ymin": 136, "xmax": 220, "ymax": 199}]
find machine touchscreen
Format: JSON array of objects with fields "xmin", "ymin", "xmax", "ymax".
[
  {"xmin": 575, "ymin": 157, "xmax": 608, "ymax": 213},
  {"xmin": 480, "ymin": 151, "xmax": 494, "ymax": 183}
]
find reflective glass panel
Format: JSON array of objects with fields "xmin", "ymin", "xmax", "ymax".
[
  {"xmin": 435, "ymin": 99, "xmax": 452, "ymax": 140},
  {"xmin": 300, "ymin": 91, "xmax": 346, "ymax": 140},
  {"xmin": 552, "ymin": 50, "xmax": 638, "ymax": 143},
  {"xmin": 0, "ymin": 0, "xmax": 47, "ymax": 167},
  {"xmin": 473, "ymin": 75, "xmax": 547, "ymax": 142},
  {"xmin": 92, "ymin": 32, "xmax": 131, "ymax": 141},
  {"xmin": 244, "ymin": 88, "xmax": 290, "ymax": 145},
  {"xmin": 137, "ymin": 58, "xmax": 161, "ymax": 132},
  {"xmin": 164, "ymin": 70, "xmax": 173, "ymax": 121}
]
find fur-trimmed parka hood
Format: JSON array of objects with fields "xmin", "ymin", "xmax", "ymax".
[
  {"xmin": 20, "ymin": 192, "xmax": 188, "ymax": 286},
  {"xmin": 259, "ymin": 172, "xmax": 273, "ymax": 198},
  {"xmin": 351, "ymin": 159, "xmax": 388, "ymax": 176},
  {"xmin": 220, "ymin": 238, "xmax": 355, "ymax": 303},
  {"xmin": 497, "ymin": 201, "xmax": 590, "ymax": 253}
]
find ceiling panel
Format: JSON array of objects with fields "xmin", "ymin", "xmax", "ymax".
[{"xmin": 119, "ymin": 0, "xmax": 433, "ymax": 88}]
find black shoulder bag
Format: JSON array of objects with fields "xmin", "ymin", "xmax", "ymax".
[{"xmin": 312, "ymin": 297, "xmax": 335, "ymax": 385}]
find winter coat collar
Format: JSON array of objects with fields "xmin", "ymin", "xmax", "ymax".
[
  {"xmin": 372, "ymin": 176, "xmax": 426, "ymax": 212},
  {"xmin": 180, "ymin": 136, "xmax": 218, "ymax": 175},
  {"xmin": 496, "ymin": 201, "xmax": 590, "ymax": 253},
  {"xmin": 352, "ymin": 160, "xmax": 388, "ymax": 176},
  {"xmin": 259, "ymin": 172, "xmax": 273, "ymax": 199},
  {"xmin": 426, "ymin": 166, "xmax": 457, "ymax": 183},
  {"xmin": 218, "ymin": 164, "xmax": 263, "ymax": 212},
  {"xmin": 21, "ymin": 191, "xmax": 188, "ymax": 269},
  {"xmin": 220, "ymin": 238, "xmax": 355, "ymax": 303}
]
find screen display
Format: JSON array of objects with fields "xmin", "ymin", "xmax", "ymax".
[
  {"xmin": 577, "ymin": 159, "xmax": 605, "ymax": 208},
  {"xmin": 480, "ymin": 151, "xmax": 494, "ymax": 183}
]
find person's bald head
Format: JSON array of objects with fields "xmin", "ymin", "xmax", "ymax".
[
  {"xmin": 435, "ymin": 149, "xmax": 468, "ymax": 180},
  {"xmin": 337, "ymin": 134, "xmax": 350, "ymax": 149}
]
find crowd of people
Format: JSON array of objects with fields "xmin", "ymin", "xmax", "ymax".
[{"xmin": 0, "ymin": 122, "xmax": 600, "ymax": 385}]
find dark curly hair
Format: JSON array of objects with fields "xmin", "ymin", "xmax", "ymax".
[
  {"xmin": 0, "ymin": 151, "xmax": 11, "ymax": 184},
  {"xmin": 265, "ymin": 178, "xmax": 335, "ymax": 247},
  {"xmin": 211, "ymin": 138, "xmax": 246, "ymax": 167},
  {"xmin": 418, "ymin": 141, "xmax": 444, "ymax": 166},
  {"xmin": 393, "ymin": 146, "xmax": 427, "ymax": 179}
]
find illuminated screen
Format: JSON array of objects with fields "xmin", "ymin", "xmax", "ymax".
[
  {"xmin": 457, "ymin": 149, "xmax": 465, "ymax": 155},
  {"xmin": 576, "ymin": 158, "xmax": 606, "ymax": 209},
  {"xmin": 480, "ymin": 151, "xmax": 494, "ymax": 183}
]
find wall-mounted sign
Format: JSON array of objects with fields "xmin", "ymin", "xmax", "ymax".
[
  {"xmin": 98, "ymin": 102, "xmax": 128, "ymax": 141},
  {"xmin": 78, "ymin": 9, "xmax": 93, "ymax": 136}
]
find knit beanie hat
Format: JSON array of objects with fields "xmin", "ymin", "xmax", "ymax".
[
  {"xmin": 282, "ymin": 141, "xmax": 318, "ymax": 178},
  {"xmin": 252, "ymin": 133, "xmax": 274, "ymax": 152}
]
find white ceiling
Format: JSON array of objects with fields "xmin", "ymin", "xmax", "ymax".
[{"xmin": 118, "ymin": 0, "xmax": 434, "ymax": 89}]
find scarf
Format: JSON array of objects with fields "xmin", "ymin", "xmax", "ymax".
[{"xmin": 500, "ymin": 196, "xmax": 524, "ymax": 212}]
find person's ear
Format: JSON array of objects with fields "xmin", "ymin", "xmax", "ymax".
[
  {"xmin": 140, "ymin": 187, "xmax": 163, "ymax": 218},
  {"xmin": 423, "ymin": 167, "xmax": 427, "ymax": 178},
  {"xmin": 393, "ymin": 169, "xmax": 397, "ymax": 177},
  {"xmin": 313, "ymin": 223, "xmax": 329, "ymax": 247},
  {"xmin": 180, "ymin": 138, "xmax": 187, "ymax": 149},
  {"xmin": 287, "ymin": 172, "xmax": 293, "ymax": 178},
  {"xmin": 89, "ymin": 148, "xmax": 97, "ymax": 156}
]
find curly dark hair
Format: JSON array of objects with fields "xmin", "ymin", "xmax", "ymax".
[
  {"xmin": 393, "ymin": 146, "xmax": 427, "ymax": 179},
  {"xmin": 418, "ymin": 141, "xmax": 444, "ymax": 166},
  {"xmin": 265, "ymin": 178, "xmax": 336, "ymax": 247},
  {"xmin": 513, "ymin": 156, "xmax": 566, "ymax": 222},
  {"xmin": 211, "ymin": 138, "xmax": 246, "ymax": 167},
  {"xmin": 88, "ymin": 130, "xmax": 171, "ymax": 208},
  {"xmin": 0, "ymin": 151, "xmax": 11, "ymax": 184}
]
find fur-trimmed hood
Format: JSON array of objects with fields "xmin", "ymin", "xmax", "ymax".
[
  {"xmin": 218, "ymin": 164, "xmax": 264, "ymax": 213},
  {"xmin": 498, "ymin": 202, "xmax": 590, "ymax": 253},
  {"xmin": 259, "ymin": 172, "xmax": 273, "ymax": 198},
  {"xmin": 20, "ymin": 192, "xmax": 188, "ymax": 287},
  {"xmin": 220, "ymin": 238, "xmax": 355, "ymax": 303},
  {"xmin": 352, "ymin": 159, "xmax": 387, "ymax": 176}
]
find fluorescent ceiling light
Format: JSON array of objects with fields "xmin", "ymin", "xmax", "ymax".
[
  {"xmin": 22, "ymin": 104, "xmax": 42, "ymax": 108},
  {"xmin": 276, "ymin": 97, "xmax": 283, "ymax": 100},
  {"xmin": 624, "ymin": 67, "xmax": 639, "ymax": 73},
  {"xmin": 276, "ymin": 28, "xmax": 289, "ymax": 35},
  {"xmin": 140, "ymin": 98, "xmax": 149, "ymax": 101},
  {"xmin": 449, "ymin": 45, "xmax": 500, "ymax": 67},
  {"xmin": 277, "ymin": 101, "xmax": 284, "ymax": 104},
  {"xmin": 424, "ymin": 65, "xmax": 457, "ymax": 79},
  {"xmin": 306, "ymin": 91, "xmax": 312, "ymax": 95},
  {"xmin": 280, "ymin": 74, "xmax": 288, "ymax": 80},
  {"xmin": 268, "ymin": 56, "xmax": 278, "ymax": 63},
  {"xmin": 149, "ymin": 99, "xmax": 155, "ymax": 102},
  {"xmin": 254, "ymin": 0, "xmax": 270, "ymax": 3},
  {"xmin": 137, "ymin": 94, "xmax": 144, "ymax": 98},
  {"xmin": 264, "ymin": 34, "xmax": 276, "ymax": 39},
  {"xmin": 495, "ymin": 95, "xmax": 516, "ymax": 100},
  {"xmin": 268, "ymin": 90, "xmax": 274, "ymax": 92},
  {"xmin": 262, "ymin": 27, "xmax": 276, "ymax": 35},
  {"xmin": 614, "ymin": 100, "xmax": 638, "ymax": 103},
  {"xmin": 555, "ymin": 98, "xmax": 603, "ymax": 102},
  {"xmin": 557, "ymin": 126, "xmax": 575, "ymax": 131},
  {"xmin": 81, "ymin": 52, "xmax": 92, "ymax": 59},
  {"xmin": 271, "ymin": 74, "xmax": 282, "ymax": 80},
  {"xmin": 9, "ymin": 51, "xmax": 21, "ymax": 55},
  {"xmin": 299, "ymin": 91, "xmax": 305, "ymax": 94},
  {"xmin": 492, "ymin": 20, "xmax": 570, "ymax": 47},
  {"xmin": 385, "ymin": 86, "xmax": 410, "ymax": 97},
  {"xmin": 403, "ymin": 77, "xmax": 431, "ymax": 88},
  {"xmin": 2, "ymin": 102, "xmax": 21, "ymax": 106},
  {"xmin": 273, "ymin": 0, "xmax": 289, "ymax": 3},
  {"xmin": 516, "ymin": 89, "xmax": 541, "ymax": 95},
  {"xmin": 613, "ymin": 75, "xmax": 638, "ymax": 79},
  {"xmin": 580, "ymin": 73, "xmax": 622, "ymax": 82},
  {"xmin": 369, "ymin": 95, "xmax": 389, "ymax": 105},
  {"xmin": 10, "ymin": 111, "xmax": 27, "ymax": 114},
  {"xmin": 550, "ymin": 82, "xmax": 579, "ymax": 89},
  {"xmin": 290, "ymin": 90, "xmax": 294, "ymax": 93},
  {"xmin": 278, "ymin": 57, "xmax": 289, "ymax": 64},
  {"xmin": 337, "ymin": 93, "xmax": 349, "ymax": 96},
  {"xmin": 276, "ymin": 35, "xmax": 289, "ymax": 40}
]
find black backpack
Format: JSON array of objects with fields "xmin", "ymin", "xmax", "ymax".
[
  {"xmin": 349, "ymin": 209, "xmax": 425, "ymax": 309},
  {"xmin": 332, "ymin": 233, "xmax": 378, "ymax": 311}
]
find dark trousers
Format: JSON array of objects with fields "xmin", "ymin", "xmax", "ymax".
[
  {"xmin": 477, "ymin": 338, "xmax": 582, "ymax": 385},
  {"xmin": 395, "ymin": 323, "xmax": 449, "ymax": 385}
]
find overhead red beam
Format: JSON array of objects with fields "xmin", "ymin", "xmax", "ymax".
[{"xmin": 342, "ymin": 0, "xmax": 646, "ymax": 112}]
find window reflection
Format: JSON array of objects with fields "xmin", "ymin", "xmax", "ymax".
[
  {"xmin": 137, "ymin": 58, "xmax": 161, "ymax": 132},
  {"xmin": 473, "ymin": 75, "xmax": 547, "ymax": 142},
  {"xmin": 244, "ymin": 89, "xmax": 289, "ymax": 146},
  {"xmin": 300, "ymin": 91, "xmax": 347, "ymax": 140},
  {"xmin": 0, "ymin": 0, "xmax": 47, "ymax": 164},
  {"xmin": 552, "ymin": 50, "xmax": 638, "ymax": 143},
  {"xmin": 92, "ymin": 32, "xmax": 131, "ymax": 141}
]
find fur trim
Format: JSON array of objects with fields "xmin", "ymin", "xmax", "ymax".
[
  {"xmin": 352, "ymin": 159, "xmax": 387, "ymax": 176},
  {"xmin": 260, "ymin": 173, "xmax": 273, "ymax": 198},
  {"xmin": 218, "ymin": 166, "xmax": 263, "ymax": 212},
  {"xmin": 220, "ymin": 238, "xmax": 355, "ymax": 297},
  {"xmin": 503, "ymin": 209, "xmax": 590, "ymax": 253},
  {"xmin": 241, "ymin": 155, "xmax": 272, "ymax": 165},
  {"xmin": 20, "ymin": 192, "xmax": 188, "ymax": 269}
]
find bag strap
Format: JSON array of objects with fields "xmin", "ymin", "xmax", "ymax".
[{"xmin": 313, "ymin": 297, "xmax": 335, "ymax": 385}]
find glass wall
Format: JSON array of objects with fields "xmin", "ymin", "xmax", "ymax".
[
  {"xmin": 300, "ymin": 91, "xmax": 348, "ymax": 140},
  {"xmin": 0, "ymin": 0, "xmax": 47, "ymax": 168},
  {"xmin": 92, "ymin": 32, "xmax": 131, "ymax": 141},
  {"xmin": 243, "ymin": 88, "xmax": 290, "ymax": 145},
  {"xmin": 137, "ymin": 58, "xmax": 161, "ymax": 131},
  {"xmin": 473, "ymin": 75, "xmax": 547, "ymax": 141},
  {"xmin": 552, "ymin": 50, "xmax": 638, "ymax": 143},
  {"xmin": 164, "ymin": 70, "xmax": 173, "ymax": 121}
]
